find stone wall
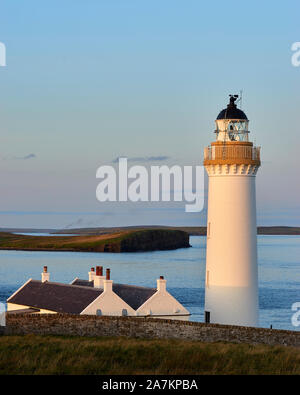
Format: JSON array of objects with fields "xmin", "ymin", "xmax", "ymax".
[{"xmin": 3, "ymin": 313, "xmax": 300, "ymax": 347}]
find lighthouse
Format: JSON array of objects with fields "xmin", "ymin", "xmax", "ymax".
[{"xmin": 203, "ymin": 95, "xmax": 261, "ymax": 327}]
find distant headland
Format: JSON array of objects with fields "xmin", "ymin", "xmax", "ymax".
[
  {"xmin": 0, "ymin": 229, "xmax": 190, "ymax": 253},
  {"xmin": 0, "ymin": 225, "xmax": 299, "ymax": 236},
  {"xmin": 0, "ymin": 226, "xmax": 298, "ymax": 254},
  {"xmin": 52, "ymin": 225, "xmax": 300, "ymax": 236}
]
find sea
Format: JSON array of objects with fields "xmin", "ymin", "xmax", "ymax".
[{"xmin": 0, "ymin": 235, "xmax": 299, "ymax": 331}]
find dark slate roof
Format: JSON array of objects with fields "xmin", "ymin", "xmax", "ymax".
[
  {"xmin": 7, "ymin": 280, "xmax": 103, "ymax": 314},
  {"xmin": 72, "ymin": 278, "xmax": 157, "ymax": 310},
  {"xmin": 112, "ymin": 283, "xmax": 157, "ymax": 310},
  {"xmin": 71, "ymin": 279, "xmax": 94, "ymax": 287},
  {"xmin": 217, "ymin": 107, "xmax": 248, "ymax": 120}
]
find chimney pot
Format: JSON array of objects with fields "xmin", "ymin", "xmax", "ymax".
[
  {"xmin": 94, "ymin": 267, "xmax": 105, "ymax": 288},
  {"xmin": 41, "ymin": 267, "xmax": 50, "ymax": 283},
  {"xmin": 157, "ymin": 276, "xmax": 166, "ymax": 292},
  {"xmin": 88, "ymin": 267, "xmax": 96, "ymax": 282},
  {"xmin": 103, "ymin": 270, "xmax": 113, "ymax": 293}
]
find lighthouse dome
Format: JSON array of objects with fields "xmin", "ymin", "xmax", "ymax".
[
  {"xmin": 215, "ymin": 95, "xmax": 249, "ymax": 142},
  {"xmin": 216, "ymin": 95, "xmax": 248, "ymax": 120}
]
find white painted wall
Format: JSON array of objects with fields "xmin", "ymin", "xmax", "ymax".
[
  {"xmin": 94, "ymin": 275, "xmax": 105, "ymax": 288},
  {"xmin": 81, "ymin": 280, "xmax": 135, "ymax": 316},
  {"xmin": 7, "ymin": 303, "xmax": 28, "ymax": 311},
  {"xmin": 6, "ymin": 302, "xmax": 56, "ymax": 314},
  {"xmin": 137, "ymin": 279, "xmax": 190, "ymax": 320},
  {"xmin": 41, "ymin": 272, "xmax": 50, "ymax": 283},
  {"xmin": 204, "ymin": 172, "xmax": 259, "ymax": 327}
]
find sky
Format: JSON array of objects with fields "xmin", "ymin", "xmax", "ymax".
[{"xmin": 0, "ymin": 0, "xmax": 299, "ymax": 228}]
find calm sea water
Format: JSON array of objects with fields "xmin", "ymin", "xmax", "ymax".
[{"xmin": 0, "ymin": 235, "xmax": 299, "ymax": 331}]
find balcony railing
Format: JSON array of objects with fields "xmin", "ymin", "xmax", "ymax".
[{"xmin": 204, "ymin": 145, "xmax": 260, "ymax": 162}]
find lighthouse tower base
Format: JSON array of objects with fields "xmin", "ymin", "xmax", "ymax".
[{"xmin": 205, "ymin": 285, "xmax": 258, "ymax": 327}]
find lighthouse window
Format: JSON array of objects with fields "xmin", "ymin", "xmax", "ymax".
[
  {"xmin": 96, "ymin": 309, "xmax": 102, "ymax": 316},
  {"xmin": 206, "ymin": 271, "xmax": 209, "ymax": 288},
  {"xmin": 122, "ymin": 309, "xmax": 128, "ymax": 316},
  {"xmin": 228, "ymin": 122, "xmax": 234, "ymax": 131}
]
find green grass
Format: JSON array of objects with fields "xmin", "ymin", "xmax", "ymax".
[
  {"xmin": 0, "ymin": 229, "xmax": 189, "ymax": 253},
  {"xmin": 0, "ymin": 335, "xmax": 299, "ymax": 375}
]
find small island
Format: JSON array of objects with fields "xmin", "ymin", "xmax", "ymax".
[{"xmin": 0, "ymin": 229, "xmax": 190, "ymax": 253}]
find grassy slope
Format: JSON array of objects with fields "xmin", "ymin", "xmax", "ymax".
[
  {"xmin": 0, "ymin": 232, "xmax": 125, "ymax": 252},
  {"xmin": 0, "ymin": 229, "xmax": 189, "ymax": 253},
  {"xmin": 0, "ymin": 334, "xmax": 299, "ymax": 375}
]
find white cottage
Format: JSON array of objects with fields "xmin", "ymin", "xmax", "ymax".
[{"xmin": 6, "ymin": 266, "xmax": 190, "ymax": 320}]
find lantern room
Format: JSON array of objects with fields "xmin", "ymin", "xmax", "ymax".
[{"xmin": 215, "ymin": 95, "xmax": 249, "ymax": 142}]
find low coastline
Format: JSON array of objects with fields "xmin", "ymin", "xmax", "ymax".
[
  {"xmin": 1, "ymin": 225, "xmax": 299, "ymax": 236},
  {"xmin": 0, "ymin": 229, "xmax": 190, "ymax": 253},
  {"xmin": 0, "ymin": 226, "xmax": 298, "ymax": 253}
]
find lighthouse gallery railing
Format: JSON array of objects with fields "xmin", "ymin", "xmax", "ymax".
[{"xmin": 204, "ymin": 145, "xmax": 260, "ymax": 161}]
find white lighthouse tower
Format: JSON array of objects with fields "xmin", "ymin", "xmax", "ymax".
[{"xmin": 203, "ymin": 95, "xmax": 261, "ymax": 327}]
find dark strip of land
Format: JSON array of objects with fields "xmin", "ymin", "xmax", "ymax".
[
  {"xmin": 54, "ymin": 225, "xmax": 300, "ymax": 236},
  {"xmin": 0, "ymin": 226, "xmax": 298, "ymax": 254},
  {"xmin": 0, "ymin": 229, "xmax": 190, "ymax": 253},
  {"xmin": 1, "ymin": 225, "xmax": 299, "ymax": 235}
]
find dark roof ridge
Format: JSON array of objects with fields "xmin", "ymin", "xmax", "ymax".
[
  {"xmin": 74, "ymin": 278, "xmax": 156, "ymax": 291},
  {"xmin": 30, "ymin": 279, "xmax": 103, "ymax": 292},
  {"xmin": 114, "ymin": 282, "xmax": 156, "ymax": 291}
]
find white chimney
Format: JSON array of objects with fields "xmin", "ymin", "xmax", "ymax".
[
  {"xmin": 157, "ymin": 276, "xmax": 166, "ymax": 293},
  {"xmin": 88, "ymin": 267, "xmax": 95, "ymax": 282},
  {"xmin": 41, "ymin": 266, "xmax": 50, "ymax": 283},
  {"xmin": 94, "ymin": 266, "xmax": 105, "ymax": 288},
  {"xmin": 103, "ymin": 268, "xmax": 113, "ymax": 292}
]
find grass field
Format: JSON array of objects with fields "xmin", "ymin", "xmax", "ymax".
[{"xmin": 0, "ymin": 335, "xmax": 299, "ymax": 375}]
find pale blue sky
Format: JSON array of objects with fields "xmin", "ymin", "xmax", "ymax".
[{"xmin": 0, "ymin": 1, "xmax": 299, "ymax": 228}]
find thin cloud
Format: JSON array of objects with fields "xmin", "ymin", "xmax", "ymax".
[
  {"xmin": 2, "ymin": 153, "xmax": 37, "ymax": 160},
  {"xmin": 22, "ymin": 154, "xmax": 36, "ymax": 160},
  {"xmin": 112, "ymin": 156, "xmax": 170, "ymax": 163}
]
